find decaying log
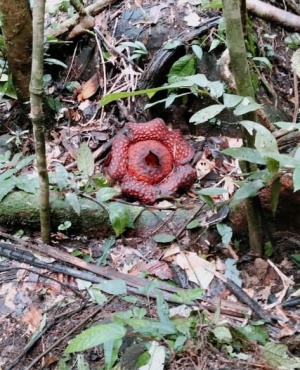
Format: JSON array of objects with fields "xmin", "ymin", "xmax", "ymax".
[{"xmin": 0, "ymin": 191, "xmax": 199, "ymax": 237}]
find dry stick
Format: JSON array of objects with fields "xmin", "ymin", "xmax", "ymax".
[
  {"xmin": 47, "ymin": 0, "xmax": 119, "ymax": 38},
  {"xmin": 246, "ymin": 0, "xmax": 300, "ymax": 30},
  {"xmin": 5, "ymin": 299, "xmax": 88, "ymax": 370},
  {"xmin": 24, "ymin": 298, "xmax": 115, "ymax": 370},
  {"xmin": 292, "ymin": 70, "xmax": 299, "ymax": 123}
]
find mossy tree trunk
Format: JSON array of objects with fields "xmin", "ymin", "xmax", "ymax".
[
  {"xmin": 222, "ymin": 0, "xmax": 263, "ymax": 255},
  {"xmin": 0, "ymin": 0, "xmax": 32, "ymax": 119}
]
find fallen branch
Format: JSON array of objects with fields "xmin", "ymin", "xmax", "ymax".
[
  {"xmin": 247, "ymin": 0, "xmax": 300, "ymax": 30},
  {"xmin": 47, "ymin": 0, "xmax": 119, "ymax": 39}
]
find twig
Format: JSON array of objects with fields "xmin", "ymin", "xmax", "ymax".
[
  {"xmin": 24, "ymin": 298, "xmax": 115, "ymax": 370},
  {"xmin": 292, "ymin": 70, "xmax": 299, "ymax": 123}
]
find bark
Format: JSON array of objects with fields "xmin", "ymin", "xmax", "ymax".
[
  {"xmin": 0, "ymin": 191, "xmax": 198, "ymax": 237},
  {"xmin": 0, "ymin": 0, "xmax": 32, "ymax": 112},
  {"xmin": 30, "ymin": 0, "xmax": 51, "ymax": 244},
  {"xmin": 223, "ymin": 0, "xmax": 263, "ymax": 255},
  {"xmin": 247, "ymin": 0, "xmax": 300, "ymax": 30}
]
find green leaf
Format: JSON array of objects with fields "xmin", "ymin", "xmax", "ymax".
[
  {"xmin": 163, "ymin": 39, "xmax": 182, "ymax": 50},
  {"xmin": 88, "ymin": 286, "xmax": 108, "ymax": 305},
  {"xmin": 153, "ymin": 233, "xmax": 176, "ymax": 243},
  {"xmin": 236, "ymin": 323, "xmax": 268, "ymax": 345},
  {"xmin": 213, "ymin": 327, "xmax": 232, "ymax": 343},
  {"xmin": 209, "ymin": 38, "xmax": 220, "ymax": 52},
  {"xmin": 15, "ymin": 175, "xmax": 39, "ymax": 193},
  {"xmin": 0, "ymin": 177, "xmax": 16, "ymax": 201},
  {"xmin": 234, "ymin": 98, "xmax": 261, "ymax": 115},
  {"xmin": 15, "ymin": 154, "xmax": 35, "ymax": 171},
  {"xmin": 207, "ymin": 80, "xmax": 224, "ymax": 98},
  {"xmin": 191, "ymin": 44, "xmax": 203, "ymax": 60},
  {"xmin": 198, "ymin": 187, "xmax": 228, "ymax": 196},
  {"xmin": 65, "ymin": 323, "xmax": 126, "ymax": 353},
  {"xmin": 222, "ymin": 147, "xmax": 266, "ymax": 165},
  {"xmin": 217, "ymin": 223, "xmax": 232, "ymax": 246},
  {"xmin": 96, "ymin": 236, "xmax": 115, "ymax": 266},
  {"xmin": 55, "ymin": 163, "xmax": 69, "ymax": 190},
  {"xmin": 65, "ymin": 192, "xmax": 81, "ymax": 215},
  {"xmin": 46, "ymin": 96, "xmax": 63, "ymax": 112},
  {"xmin": 126, "ymin": 318, "xmax": 176, "ymax": 336},
  {"xmin": 97, "ymin": 280, "xmax": 127, "ymax": 295},
  {"xmin": 156, "ymin": 292, "xmax": 170, "ymax": 325},
  {"xmin": 96, "ymin": 187, "xmax": 120, "ymax": 202},
  {"xmin": 184, "ymin": 73, "xmax": 208, "ymax": 87},
  {"xmin": 44, "ymin": 57, "xmax": 68, "ymax": 68},
  {"xmin": 108, "ymin": 203, "xmax": 132, "ymax": 236},
  {"xmin": 270, "ymin": 177, "xmax": 281, "ymax": 215},
  {"xmin": 273, "ymin": 121, "xmax": 300, "ymax": 131},
  {"xmin": 187, "ymin": 219, "xmax": 201, "ymax": 229},
  {"xmin": 190, "ymin": 105, "xmax": 226, "ymax": 124},
  {"xmin": 233, "ymin": 180, "xmax": 264, "ymax": 200},
  {"xmin": 103, "ymin": 338, "xmax": 123, "ymax": 370},
  {"xmin": 168, "ymin": 55, "xmax": 197, "ymax": 83},
  {"xmin": 76, "ymin": 354, "xmax": 89, "ymax": 370},
  {"xmin": 77, "ymin": 142, "xmax": 94, "ymax": 178},
  {"xmin": 252, "ymin": 57, "xmax": 272, "ymax": 70},
  {"xmin": 223, "ymin": 93, "xmax": 243, "ymax": 108},
  {"xmin": 171, "ymin": 288, "xmax": 203, "ymax": 304}
]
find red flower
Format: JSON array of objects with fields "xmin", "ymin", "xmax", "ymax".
[{"xmin": 107, "ymin": 118, "xmax": 196, "ymax": 204}]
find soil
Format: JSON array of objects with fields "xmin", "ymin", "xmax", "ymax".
[{"xmin": 1, "ymin": 0, "xmax": 300, "ymax": 369}]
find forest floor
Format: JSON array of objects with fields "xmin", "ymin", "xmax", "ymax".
[{"xmin": 1, "ymin": 0, "xmax": 300, "ymax": 369}]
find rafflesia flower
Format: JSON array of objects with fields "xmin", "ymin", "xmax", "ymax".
[{"xmin": 107, "ymin": 118, "xmax": 196, "ymax": 204}]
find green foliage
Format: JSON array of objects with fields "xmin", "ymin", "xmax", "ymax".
[
  {"xmin": 0, "ymin": 151, "xmax": 37, "ymax": 201},
  {"xmin": 118, "ymin": 40, "xmax": 148, "ymax": 60}
]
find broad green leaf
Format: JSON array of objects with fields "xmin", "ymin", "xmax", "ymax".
[
  {"xmin": 294, "ymin": 147, "xmax": 300, "ymax": 161},
  {"xmin": 183, "ymin": 73, "xmax": 208, "ymax": 87},
  {"xmin": 190, "ymin": 105, "xmax": 226, "ymax": 124},
  {"xmin": 156, "ymin": 292, "xmax": 170, "ymax": 325},
  {"xmin": 252, "ymin": 56, "xmax": 272, "ymax": 70},
  {"xmin": 198, "ymin": 187, "xmax": 228, "ymax": 196},
  {"xmin": 233, "ymin": 180, "xmax": 264, "ymax": 200},
  {"xmin": 87, "ymin": 286, "xmax": 107, "ymax": 304},
  {"xmin": 207, "ymin": 80, "xmax": 224, "ymax": 98},
  {"xmin": 209, "ymin": 38, "xmax": 220, "ymax": 52},
  {"xmin": 97, "ymin": 279, "xmax": 127, "ymax": 295},
  {"xmin": 273, "ymin": 121, "xmax": 300, "ymax": 131},
  {"xmin": 191, "ymin": 44, "xmax": 203, "ymax": 60},
  {"xmin": 168, "ymin": 55, "xmax": 197, "ymax": 83},
  {"xmin": 15, "ymin": 175, "xmax": 39, "ymax": 193},
  {"xmin": 0, "ymin": 168, "xmax": 18, "ymax": 181},
  {"xmin": 55, "ymin": 163, "xmax": 69, "ymax": 190},
  {"xmin": 126, "ymin": 318, "xmax": 176, "ymax": 336},
  {"xmin": 270, "ymin": 176, "xmax": 281, "ymax": 215},
  {"xmin": 223, "ymin": 93, "xmax": 243, "ymax": 108},
  {"xmin": 96, "ymin": 187, "xmax": 120, "ymax": 202},
  {"xmin": 65, "ymin": 323, "xmax": 126, "ymax": 353},
  {"xmin": 44, "ymin": 58, "xmax": 68, "ymax": 68},
  {"xmin": 153, "ymin": 233, "xmax": 175, "ymax": 243},
  {"xmin": 65, "ymin": 192, "xmax": 81, "ymax": 215},
  {"xmin": 236, "ymin": 323, "xmax": 268, "ymax": 345},
  {"xmin": 46, "ymin": 96, "xmax": 63, "ymax": 112},
  {"xmin": 217, "ymin": 223, "xmax": 232, "ymax": 246},
  {"xmin": 171, "ymin": 288, "xmax": 203, "ymax": 304},
  {"xmin": 108, "ymin": 203, "xmax": 132, "ymax": 236},
  {"xmin": 213, "ymin": 327, "xmax": 232, "ymax": 343},
  {"xmin": 293, "ymin": 166, "xmax": 300, "ymax": 191},
  {"xmin": 265, "ymin": 152, "xmax": 296, "ymax": 168},
  {"xmin": 163, "ymin": 39, "xmax": 182, "ymax": 50},
  {"xmin": 10, "ymin": 152, "xmax": 22, "ymax": 166},
  {"xmin": 96, "ymin": 236, "xmax": 115, "ymax": 266},
  {"xmin": 77, "ymin": 142, "xmax": 94, "ymax": 178},
  {"xmin": 222, "ymin": 147, "xmax": 266, "ymax": 165},
  {"xmin": 0, "ymin": 177, "xmax": 15, "ymax": 201},
  {"xmin": 266, "ymin": 157, "xmax": 279, "ymax": 175},
  {"xmin": 233, "ymin": 98, "xmax": 261, "ymax": 115},
  {"xmin": 103, "ymin": 338, "xmax": 122, "ymax": 370},
  {"xmin": 187, "ymin": 219, "xmax": 201, "ymax": 229},
  {"xmin": 15, "ymin": 154, "xmax": 35, "ymax": 171}
]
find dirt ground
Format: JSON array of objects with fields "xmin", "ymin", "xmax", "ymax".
[{"xmin": 1, "ymin": 0, "xmax": 300, "ymax": 369}]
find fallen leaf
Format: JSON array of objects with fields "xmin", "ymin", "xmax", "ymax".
[{"xmin": 184, "ymin": 12, "xmax": 201, "ymax": 27}]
